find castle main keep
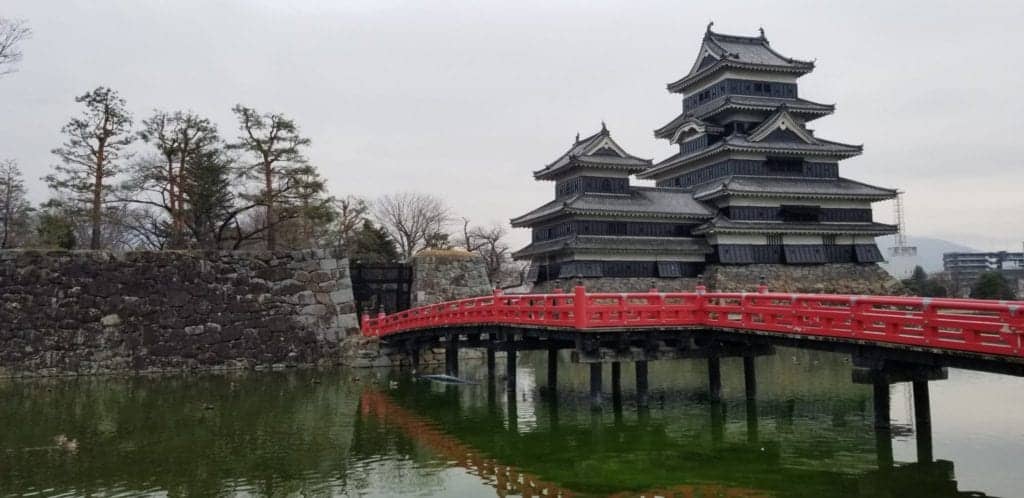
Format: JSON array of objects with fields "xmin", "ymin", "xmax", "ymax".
[{"xmin": 512, "ymin": 25, "xmax": 898, "ymax": 290}]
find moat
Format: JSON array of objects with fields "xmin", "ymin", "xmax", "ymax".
[{"xmin": 1, "ymin": 348, "xmax": 1021, "ymax": 497}]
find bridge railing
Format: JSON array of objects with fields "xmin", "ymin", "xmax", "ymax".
[{"xmin": 361, "ymin": 285, "xmax": 1024, "ymax": 358}]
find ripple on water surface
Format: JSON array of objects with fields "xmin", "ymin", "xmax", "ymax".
[{"xmin": 0, "ymin": 350, "xmax": 1022, "ymax": 497}]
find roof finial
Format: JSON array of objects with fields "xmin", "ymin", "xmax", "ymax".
[
  {"xmin": 706, "ymin": 21, "xmax": 714, "ymax": 34},
  {"xmin": 575, "ymin": 131, "xmax": 580, "ymax": 144},
  {"xmin": 600, "ymin": 120, "xmax": 607, "ymax": 133},
  {"xmin": 758, "ymin": 26, "xmax": 765, "ymax": 39}
]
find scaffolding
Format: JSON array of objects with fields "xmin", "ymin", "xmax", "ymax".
[{"xmin": 888, "ymin": 191, "xmax": 917, "ymax": 257}]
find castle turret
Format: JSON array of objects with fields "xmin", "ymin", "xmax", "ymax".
[{"xmin": 511, "ymin": 125, "xmax": 712, "ymax": 285}]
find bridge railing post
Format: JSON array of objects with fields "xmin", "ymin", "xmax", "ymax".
[
  {"xmin": 1014, "ymin": 306, "xmax": 1024, "ymax": 356},
  {"xmin": 493, "ymin": 288, "xmax": 504, "ymax": 321},
  {"xmin": 694, "ymin": 275, "xmax": 708, "ymax": 325},
  {"xmin": 921, "ymin": 299, "xmax": 938, "ymax": 346},
  {"xmin": 573, "ymin": 284, "xmax": 589, "ymax": 329}
]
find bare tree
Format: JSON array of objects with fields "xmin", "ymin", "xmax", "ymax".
[
  {"xmin": 228, "ymin": 105, "xmax": 311, "ymax": 251},
  {"xmin": 0, "ymin": 18, "xmax": 31, "ymax": 76},
  {"xmin": 0, "ymin": 159, "xmax": 32, "ymax": 248},
  {"xmin": 334, "ymin": 194, "xmax": 369, "ymax": 251},
  {"xmin": 460, "ymin": 221, "xmax": 515, "ymax": 285},
  {"xmin": 459, "ymin": 217, "xmax": 485, "ymax": 252},
  {"xmin": 373, "ymin": 192, "xmax": 450, "ymax": 261},
  {"xmin": 46, "ymin": 87, "xmax": 134, "ymax": 249}
]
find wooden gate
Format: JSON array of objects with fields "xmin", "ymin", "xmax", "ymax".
[{"xmin": 350, "ymin": 263, "xmax": 413, "ymax": 314}]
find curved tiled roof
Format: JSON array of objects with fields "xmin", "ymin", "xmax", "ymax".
[
  {"xmin": 510, "ymin": 187, "xmax": 714, "ymax": 227},
  {"xmin": 640, "ymin": 133, "xmax": 862, "ymax": 180},
  {"xmin": 513, "ymin": 234, "xmax": 709, "ymax": 259},
  {"xmin": 691, "ymin": 176, "xmax": 898, "ymax": 201},
  {"xmin": 533, "ymin": 125, "xmax": 651, "ymax": 180},
  {"xmin": 693, "ymin": 216, "xmax": 898, "ymax": 236},
  {"xmin": 655, "ymin": 97, "xmax": 835, "ymax": 140},
  {"xmin": 668, "ymin": 28, "xmax": 815, "ymax": 93}
]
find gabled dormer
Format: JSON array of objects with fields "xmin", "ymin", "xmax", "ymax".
[{"xmin": 747, "ymin": 108, "xmax": 818, "ymax": 144}]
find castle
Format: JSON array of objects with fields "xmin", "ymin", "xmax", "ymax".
[{"xmin": 512, "ymin": 25, "xmax": 898, "ymax": 292}]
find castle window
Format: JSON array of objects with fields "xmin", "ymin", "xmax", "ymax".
[
  {"xmin": 823, "ymin": 235, "xmax": 837, "ymax": 246},
  {"xmin": 767, "ymin": 234, "xmax": 783, "ymax": 246},
  {"xmin": 780, "ymin": 205, "xmax": 821, "ymax": 222},
  {"xmin": 766, "ymin": 157, "xmax": 804, "ymax": 175}
]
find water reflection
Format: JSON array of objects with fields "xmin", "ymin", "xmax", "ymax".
[{"xmin": 0, "ymin": 348, "xmax": 1020, "ymax": 497}]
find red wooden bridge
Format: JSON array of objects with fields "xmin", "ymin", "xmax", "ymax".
[
  {"xmin": 362, "ymin": 285, "xmax": 1024, "ymax": 360},
  {"xmin": 361, "ymin": 284, "xmax": 1023, "ymax": 446}
]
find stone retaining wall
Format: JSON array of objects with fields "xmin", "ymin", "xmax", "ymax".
[
  {"xmin": 530, "ymin": 277, "xmax": 701, "ymax": 293},
  {"xmin": 526, "ymin": 263, "xmax": 900, "ymax": 295},
  {"xmin": 703, "ymin": 263, "xmax": 903, "ymax": 294},
  {"xmin": 411, "ymin": 249, "xmax": 492, "ymax": 306},
  {"xmin": 0, "ymin": 250, "xmax": 359, "ymax": 377}
]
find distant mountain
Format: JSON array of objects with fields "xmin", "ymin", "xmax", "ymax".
[{"xmin": 877, "ymin": 235, "xmax": 977, "ymax": 278}]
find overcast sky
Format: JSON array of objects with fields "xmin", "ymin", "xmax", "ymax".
[{"xmin": 2, "ymin": 0, "xmax": 1023, "ymax": 251}]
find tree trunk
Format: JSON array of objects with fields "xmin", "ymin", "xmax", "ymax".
[
  {"xmin": 166, "ymin": 155, "xmax": 181, "ymax": 249},
  {"xmin": 174, "ymin": 134, "xmax": 190, "ymax": 248},
  {"xmin": 264, "ymin": 160, "xmax": 276, "ymax": 251},
  {"xmin": 91, "ymin": 146, "xmax": 105, "ymax": 250},
  {"xmin": 1, "ymin": 178, "xmax": 11, "ymax": 249}
]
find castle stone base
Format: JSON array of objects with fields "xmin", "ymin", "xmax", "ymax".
[
  {"xmin": 411, "ymin": 249, "xmax": 492, "ymax": 306},
  {"xmin": 526, "ymin": 263, "xmax": 902, "ymax": 295},
  {"xmin": 530, "ymin": 277, "xmax": 700, "ymax": 293},
  {"xmin": 704, "ymin": 263, "xmax": 902, "ymax": 294}
]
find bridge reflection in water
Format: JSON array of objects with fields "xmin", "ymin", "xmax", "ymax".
[{"xmin": 355, "ymin": 350, "xmax": 998, "ymax": 498}]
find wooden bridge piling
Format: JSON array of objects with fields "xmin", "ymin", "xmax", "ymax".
[
  {"xmin": 913, "ymin": 380, "xmax": 933, "ymax": 463},
  {"xmin": 708, "ymin": 355, "xmax": 722, "ymax": 403},
  {"xmin": 505, "ymin": 336, "xmax": 517, "ymax": 392},
  {"xmin": 547, "ymin": 344, "xmax": 558, "ymax": 391},
  {"xmin": 743, "ymin": 355, "xmax": 757, "ymax": 400},
  {"xmin": 746, "ymin": 397, "xmax": 759, "ymax": 444},
  {"xmin": 486, "ymin": 346, "xmax": 496, "ymax": 381},
  {"xmin": 589, "ymin": 363, "xmax": 603, "ymax": 410},
  {"xmin": 610, "ymin": 361, "xmax": 622, "ymax": 399},
  {"xmin": 410, "ymin": 346, "xmax": 420, "ymax": 371},
  {"xmin": 445, "ymin": 333, "xmax": 459, "ymax": 377},
  {"xmin": 635, "ymin": 360, "xmax": 649, "ymax": 408}
]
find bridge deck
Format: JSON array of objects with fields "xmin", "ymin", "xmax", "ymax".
[{"xmin": 362, "ymin": 286, "xmax": 1024, "ymax": 366}]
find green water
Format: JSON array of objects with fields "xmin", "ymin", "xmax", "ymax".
[{"xmin": 1, "ymin": 348, "xmax": 1021, "ymax": 497}]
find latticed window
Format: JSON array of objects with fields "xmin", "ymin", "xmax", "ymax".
[
  {"xmin": 767, "ymin": 234, "xmax": 784, "ymax": 246},
  {"xmin": 823, "ymin": 235, "xmax": 837, "ymax": 246}
]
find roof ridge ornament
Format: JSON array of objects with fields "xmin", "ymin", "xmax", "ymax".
[
  {"xmin": 706, "ymin": 21, "xmax": 714, "ymax": 34},
  {"xmin": 758, "ymin": 26, "xmax": 766, "ymax": 40},
  {"xmin": 601, "ymin": 121, "xmax": 608, "ymax": 133},
  {"xmin": 575, "ymin": 132, "xmax": 580, "ymax": 144}
]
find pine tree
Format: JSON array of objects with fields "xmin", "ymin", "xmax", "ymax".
[
  {"xmin": 46, "ymin": 87, "xmax": 133, "ymax": 249},
  {"xmin": 181, "ymin": 148, "xmax": 235, "ymax": 249},
  {"xmin": 136, "ymin": 110, "xmax": 220, "ymax": 248},
  {"xmin": 348, "ymin": 220, "xmax": 399, "ymax": 263},
  {"xmin": 278, "ymin": 165, "xmax": 334, "ymax": 249},
  {"xmin": 229, "ymin": 105, "xmax": 311, "ymax": 251},
  {"xmin": 34, "ymin": 199, "xmax": 77, "ymax": 249}
]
